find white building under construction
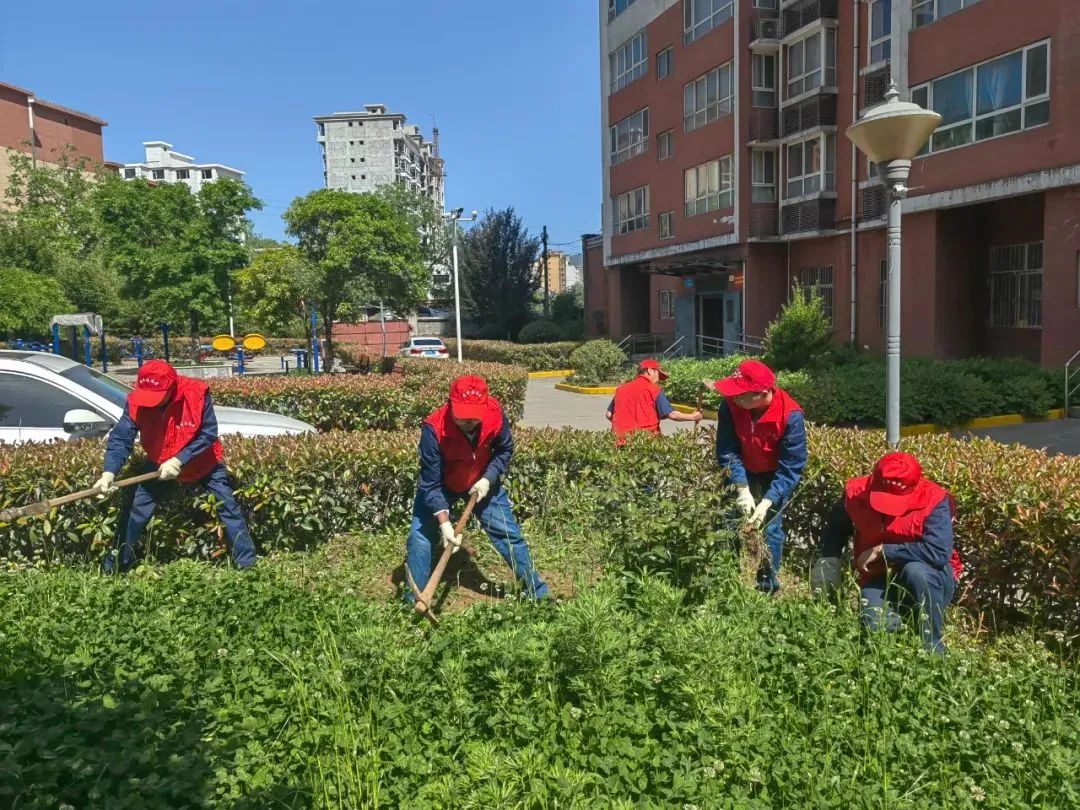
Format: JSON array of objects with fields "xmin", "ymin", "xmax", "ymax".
[{"xmin": 314, "ymin": 103, "xmax": 444, "ymax": 210}]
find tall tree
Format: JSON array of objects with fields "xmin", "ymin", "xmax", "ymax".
[
  {"xmin": 234, "ymin": 245, "xmax": 313, "ymax": 337},
  {"xmin": 373, "ymin": 184, "xmax": 452, "ymax": 298},
  {"xmin": 0, "ymin": 267, "xmax": 72, "ymax": 339},
  {"xmin": 459, "ymin": 208, "xmax": 541, "ymax": 339},
  {"xmin": 284, "ymin": 189, "xmax": 426, "ymax": 360}
]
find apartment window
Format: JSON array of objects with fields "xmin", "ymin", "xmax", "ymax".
[
  {"xmin": 879, "ymin": 259, "xmax": 888, "ymax": 327},
  {"xmin": 659, "ymin": 290, "xmax": 675, "ymax": 319},
  {"xmin": 657, "ymin": 46, "xmax": 674, "ymax": 80},
  {"xmin": 348, "ymin": 121, "xmax": 353, "ymax": 127},
  {"xmin": 659, "ymin": 211, "xmax": 675, "ymax": 240},
  {"xmin": 685, "ymin": 0, "xmax": 734, "ymax": 45},
  {"xmin": 610, "ymin": 30, "xmax": 648, "ymax": 93},
  {"xmin": 202, "ymin": 169, "xmax": 214, "ymax": 180},
  {"xmin": 751, "ymin": 150, "xmax": 777, "ymax": 202},
  {"xmin": 869, "ymin": 0, "xmax": 891, "ymax": 63},
  {"xmin": 913, "ymin": 0, "xmax": 980, "ymax": 29},
  {"xmin": 361, "ymin": 174, "xmax": 366, "ymax": 180},
  {"xmin": 989, "ymin": 242, "xmax": 1043, "ymax": 328},
  {"xmin": 608, "ymin": 0, "xmax": 638, "ymax": 21},
  {"xmin": 658, "ymin": 130, "xmax": 674, "ymax": 160},
  {"xmin": 151, "ymin": 169, "xmax": 165, "ymax": 180},
  {"xmin": 684, "ymin": 62, "xmax": 733, "ymax": 132},
  {"xmin": 175, "ymin": 169, "xmax": 190, "ymax": 180},
  {"xmin": 785, "ymin": 134, "xmax": 835, "ymax": 198},
  {"xmin": 351, "ymin": 158, "xmax": 356, "ymax": 163},
  {"xmin": 610, "ymin": 109, "xmax": 650, "ymax": 166},
  {"xmin": 351, "ymin": 175, "xmax": 357, "ymax": 180},
  {"xmin": 123, "ymin": 168, "xmax": 136, "ymax": 179},
  {"xmin": 318, "ymin": 122, "xmax": 325, "ymax": 136},
  {"xmin": 796, "ymin": 266, "xmax": 834, "ymax": 325},
  {"xmin": 684, "ymin": 156, "xmax": 733, "ymax": 217},
  {"xmin": 869, "ymin": 160, "xmax": 879, "ymax": 180},
  {"xmin": 753, "ymin": 0, "xmax": 779, "ymax": 7},
  {"xmin": 786, "ymin": 28, "xmax": 836, "ymax": 98},
  {"xmin": 752, "ymin": 53, "xmax": 777, "ymax": 108},
  {"xmin": 613, "ymin": 186, "xmax": 650, "ymax": 234},
  {"xmin": 912, "ymin": 41, "xmax": 1050, "ymax": 155}
]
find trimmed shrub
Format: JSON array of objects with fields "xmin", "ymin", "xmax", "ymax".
[
  {"xmin": 568, "ymin": 340, "xmax": 627, "ymax": 385},
  {"xmin": 763, "ymin": 285, "xmax": 833, "ymax": 371},
  {"xmin": 517, "ymin": 319, "xmax": 564, "ymax": 344},
  {"xmin": 444, "ymin": 338, "xmax": 580, "ymax": 371}
]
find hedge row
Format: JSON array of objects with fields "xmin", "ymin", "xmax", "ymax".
[
  {"xmin": 2, "ymin": 336, "xmax": 309, "ymax": 367},
  {"xmin": 443, "ymin": 338, "xmax": 580, "ymax": 371},
  {"xmin": 1, "ymin": 425, "xmax": 1078, "ymax": 645},
  {"xmin": 208, "ymin": 359, "xmax": 529, "ymax": 430}
]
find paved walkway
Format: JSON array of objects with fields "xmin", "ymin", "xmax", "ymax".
[
  {"xmin": 521, "ymin": 378, "xmax": 704, "ymax": 434},
  {"xmin": 955, "ymin": 420, "xmax": 1080, "ymax": 457}
]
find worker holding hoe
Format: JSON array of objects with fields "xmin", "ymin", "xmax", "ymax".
[
  {"xmin": 812, "ymin": 451, "xmax": 963, "ymax": 654},
  {"xmin": 406, "ymin": 374, "xmax": 548, "ymax": 604},
  {"xmin": 95, "ymin": 359, "xmax": 257, "ymax": 573},
  {"xmin": 607, "ymin": 358, "xmax": 702, "ymax": 442},
  {"xmin": 713, "ymin": 359, "xmax": 807, "ymax": 594}
]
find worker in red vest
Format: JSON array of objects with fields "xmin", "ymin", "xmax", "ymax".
[
  {"xmin": 606, "ymin": 358, "xmax": 702, "ymax": 441},
  {"xmin": 814, "ymin": 451, "xmax": 963, "ymax": 653},
  {"xmin": 714, "ymin": 359, "xmax": 807, "ymax": 593},
  {"xmin": 406, "ymin": 375, "xmax": 548, "ymax": 603},
  {"xmin": 94, "ymin": 359, "xmax": 256, "ymax": 573}
]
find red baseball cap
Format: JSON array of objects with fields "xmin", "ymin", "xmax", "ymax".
[
  {"xmin": 868, "ymin": 452, "xmax": 923, "ymax": 516},
  {"xmin": 129, "ymin": 359, "xmax": 177, "ymax": 408},
  {"xmin": 638, "ymin": 358, "xmax": 669, "ymax": 381},
  {"xmin": 714, "ymin": 359, "xmax": 776, "ymax": 397},
  {"xmin": 449, "ymin": 375, "xmax": 490, "ymax": 420}
]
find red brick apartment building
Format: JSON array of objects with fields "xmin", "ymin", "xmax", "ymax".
[{"xmin": 584, "ymin": 0, "xmax": 1080, "ymax": 367}]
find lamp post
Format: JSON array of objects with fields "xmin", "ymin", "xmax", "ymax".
[
  {"xmin": 846, "ymin": 84, "xmax": 940, "ymax": 448},
  {"xmin": 446, "ymin": 208, "xmax": 479, "ymax": 364}
]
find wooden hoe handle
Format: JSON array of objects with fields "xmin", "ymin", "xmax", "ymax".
[
  {"xmin": 0, "ymin": 470, "xmax": 162, "ymax": 523},
  {"xmin": 407, "ymin": 491, "xmax": 481, "ymax": 624}
]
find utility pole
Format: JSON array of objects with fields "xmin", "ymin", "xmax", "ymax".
[{"xmin": 542, "ymin": 225, "xmax": 549, "ymax": 317}]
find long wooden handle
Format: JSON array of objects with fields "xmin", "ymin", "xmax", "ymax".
[
  {"xmin": 412, "ymin": 491, "xmax": 481, "ymax": 616},
  {"xmin": 0, "ymin": 470, "xmax": 161, "ymax": 523},
  {"xmin": 693, "ymin": 387, "xmax": 705, "ymax": 436}
]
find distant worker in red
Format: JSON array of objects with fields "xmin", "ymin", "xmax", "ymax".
[
  {"xmin": 606, "ymin": 359, "xmax": 702, "ymax": 442},
  {"xmin": 814, "ymin": 451, "xmax": 963, "ymax": 654},
  {"xmin": 95, "ymin": 360, "xmax": 257, "ymax": 573}
]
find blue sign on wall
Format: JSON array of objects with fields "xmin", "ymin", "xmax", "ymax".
[{"xmin": 684, "ymin": 277, "xmax": 695, "ymax": 290}]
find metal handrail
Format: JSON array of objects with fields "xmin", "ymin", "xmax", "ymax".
[
  {"xmin": 661, "ymin": 335, "xmax": 687, "ymax": 359},
  {"xmin": 695, "ymin": 333, "xmax": 765, "ymax": 358},
  {"xmin": 1066, "ymin": 348, "xmax": 1080, "ymax": 419}
]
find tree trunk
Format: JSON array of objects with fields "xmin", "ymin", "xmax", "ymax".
[
  {"xmin": 321, "ymin": 301, "xmax": 334, "ymax": 371},
  {"xmin": 379, "ymin": 299, "xmax": 387, "ymax": 358}
]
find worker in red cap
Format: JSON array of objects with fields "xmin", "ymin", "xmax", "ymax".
[
  {"xmin": 406, "ymin": 374, "xmax": 548, "ymax": 603},
  {"xmin": 814, "ymin": 451, "xmax": 963, "ymax": 653},
  {"xmin": 94, "ymin": 359, "xmax": 256, "ymax": 573},
  {"xmin": 713, "ymin": 358, "xmax": 807, "ymax": 593},
  {"xmin": 606, "ymin": 358, "xmax": 702, "ymax": 442}
]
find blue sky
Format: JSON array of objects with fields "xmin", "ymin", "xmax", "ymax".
[{"xmin": 0, "ymin": 0, "xmax": 600, "ymax": 251}]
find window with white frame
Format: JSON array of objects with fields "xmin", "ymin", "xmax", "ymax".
[
  {"xmin": 785, "ymin": 28, "xmax": 836, "ymax": 98},
  {"xmin": 989, "ymin": 242, "xmax": 1042, "ymax": 328},
  {"xmin": 123, "ymin": 168, "xmax": 136, "ymax": 179},
  {"xmin": 752, "ymin": 53, "xmax": 777, "ymax": 107},
  {"xmin": 913, "ymin": 0, "xmax": 980, "ymax": 29},
  {"xmin": 613, "ymin": 186, "xmax": 650, "ymax": 234},
  {"xmin": 608, "ymin": 0, "xmax": 638, "ymax": 21},
  {"xmin": 685, "ymin": 156, "xmax": 733, "ymax": 217},
  {"xmin": 752, "ymin": 150, "xmax": 777, "ymax": 202},
  {"xmin": 176, "ymin": 169, "xmax": 190, "ymax": 180},
  {"xmin": 685, "ymin": 0, "xmax": 734, "ymax": 45},
  {"xmin": 869, "ymin": 0, "xmax": 891, "ymax": 63},
  {"xmin": 796, "ymin": 266, "xmax": 834, "ymax": 325},
  {"xmin": 684, "ymin": 62, "xmax": 733, "ymax": 132},
  {"xmin": 785, "ymin": 134, "xmax": 835, "ymax": 198},
  {"xmin": 660, "ymin": 290, "xmax": 675, "ymax": 319},
  {"xmin": 879, "ymin": 259, "xmax": 888, "ymax": 327},
  {"xmin": 660, "ymin": 211, "xmax": 675, "ymax": 240},
  {"xmin": 657, "ymin": 46, "xmax": 674, "ymax": 80},
  {"xmin": 610, "ymin": 30, "xmax": 648, "ymax": 93},
  {"xmin": 610, "ymin": 109, "xmax": 650, "ymax": 166},
  {"xmin": 658, "ymin": 129, "xmax": 674, "ymax": 160},
  {"xmin": 911, "ymin": 41, "xmax": 1049, "ymax": 155},
  {"xmin": 151, "ymin": 169, "xmax": 165, "ymax": 180}
]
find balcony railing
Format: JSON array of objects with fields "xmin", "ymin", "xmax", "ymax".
[
  {"xmin": 783, "ymin": 0, "xmax": 838, "ymax": 36},
  {"xmin": 861, "ymin": 185, "xmax": 887, "ymax": 222},
  {"xmin": 749, "ymin": 108, "xmax": 780, "ymax": 142},
  {"xmin": 750, "ymin": 206, "xmax": 780, "ymax": 238},
  {"xmin": 863, "ymin": 63, "xmax": 892, "ymax": 107},
  {"xmin": 781, "ymin": 197, "xmax": 836, "ymax": 235},
  {"xmin": 781, "ymin": 93, "xmax": 837, "ymax": 138}
]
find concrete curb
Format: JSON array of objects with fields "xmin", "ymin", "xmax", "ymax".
[
  {"xmin": 528, "ymin": 370, "xmax": 573, "ymax": 379},
  {"xmin": 554, "ymin": 382, "xmax": 617, "ymax": 395}
]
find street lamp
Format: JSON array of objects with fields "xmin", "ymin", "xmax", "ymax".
[
  {"xmin": 846, "ymin": 84, "xmax": 941, "ymax": 448},
  {"xmin": 445, "ymin": 207, "xmax": 478, "ymax": 364}
]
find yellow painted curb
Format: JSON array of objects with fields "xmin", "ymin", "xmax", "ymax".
[
  {"xmin": 528, "ymin": 370, "xmax": 573, "ymax": 379},
  {"xmin": 901, "ymin": 408, "xmax": 1064, "ymax": 437},
  {"xmin": 672, "ymin": 403, "xmax": 719, "ymax": 420},
  {"xmin": 555, "ymin": 382, "xmax": 617, "ymax": 395}
]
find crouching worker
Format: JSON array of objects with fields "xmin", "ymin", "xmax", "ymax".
[
  {"xmin": 405, "ymin": 375, "xmax": 548, "ymax": 603},
  {"xmin": 95, "ymin": 360, "xmax": 256, "ymax": 573},
  {"xmin": 714, "ymin": 360, "xmax": 807, "ymax": 594},
  {"xmin": 813, "ymin": 451, "xmax": 963, "ymax": 654},
  {"xmin": 606, "ymin": 358, "xmax": 702, "ymax": 443}
]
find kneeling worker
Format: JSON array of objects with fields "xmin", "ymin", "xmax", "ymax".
[
  {"xmin": 713, "ymin": 359, "xmax": 807, "ymax": 593},
  {"xmin": 96, "ymin": 359, "xmax": 257, "ymax": 573},
  {"xmin": 406, "ymin": 375, "xmax": 548, "ymax": 603},
  {"xmin": 606, "ymin": 358, "xmax": 702, "ymax": 442},
  {"xmin": 814, "ymin": 451, "xmax": 963, "ymax": 653}
]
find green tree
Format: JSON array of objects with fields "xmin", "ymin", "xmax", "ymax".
[
  {"xmin": 234, "ymin": 245, "xmax": 313, "ymax": 337},
  {"xmin": 374, "ymin": 184, "xmax": 452, "ymax": 298},
  {"xmin": 764, "ymin": 283, "xmax": 834, "ymax": 371},
  {"xmin": 0, "ymin": 267, "xmax": 72, "ymax": 338},
  {"xmin": 460, "ymin": 208, "xmax": 541, "ymax": 340},
  {"xmin": 284, "ymin": 189, "xmax": 426, "ymax": 360}
]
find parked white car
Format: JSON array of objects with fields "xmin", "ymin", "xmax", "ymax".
[
  {"xmin": 0, "ymin": 351, "xmax": 316, "ymax": 445},
  {"xmin": 398, "ymin": 337, "xmax": 450, "ymax": 359}
]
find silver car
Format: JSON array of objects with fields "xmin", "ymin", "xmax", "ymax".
[{"xmin": 0, "ymin": 351, "xmax": 316, "ymax": 444}]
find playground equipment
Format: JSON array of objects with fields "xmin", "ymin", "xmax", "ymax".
[
  {"xmin": 50, "ymin": 314, "xmax": 106, "ymax": 372},
  {"xmin": 210, "ymin": 333, "xmax": 268, "ymax": 375}
]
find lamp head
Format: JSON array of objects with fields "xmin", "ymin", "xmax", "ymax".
[{"xmin": 846, "ymin": 84, "xmax": 942, "ymax": 164}]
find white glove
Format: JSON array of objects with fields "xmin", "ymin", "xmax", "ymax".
[
  {"xmin": 94, "ymin": 472, "xmax": 116, "ymax": 499},
  {"xmin": 734, "ymin": 485, "xmax": 755, "ymax": 516},
  {"xmin": 748, "ymin": 498, "xmax": 773, "ymax": 529},
  {"xmin": 158, "ymin": 457, "xmax": 183, "ymax": 481},
  {"xmin": 469, "ymin": 477, "xmax": 491, "ymax": 502},
  {"xmin": 439, "ymin": 520, "xmax": 463, "ymax": 554}
]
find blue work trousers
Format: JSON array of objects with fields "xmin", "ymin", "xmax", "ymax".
[
  {"xmin": 861, "ymin": 561, "xmax": 956, "ymax": 654},
  {"xmin": 747, "ymin": 471, "xmax": 788, "ymax": 593}
]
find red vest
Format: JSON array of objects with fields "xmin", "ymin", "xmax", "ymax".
[
  {"xmin": 611, "ymin": 375, "xmax": 662, "ymax": 444},
  {"xmin": 129, "ymin": 375, "xmax": 223, "ymax": 483},
  {"xmin": 424, "ymin": 397, "xmax": 505, "ymax": 494},
  {"xmin": 726, "ymin": 387, "xmax": 802, "ymax": 473},
  {"xmin": 844, "ymin": 475, "xmax": 964, "ymax": 585}
]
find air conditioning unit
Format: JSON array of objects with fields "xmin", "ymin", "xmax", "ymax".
[{"xmin": 756, "ymin": 17, "xmax": 781, "ymax": 40}]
